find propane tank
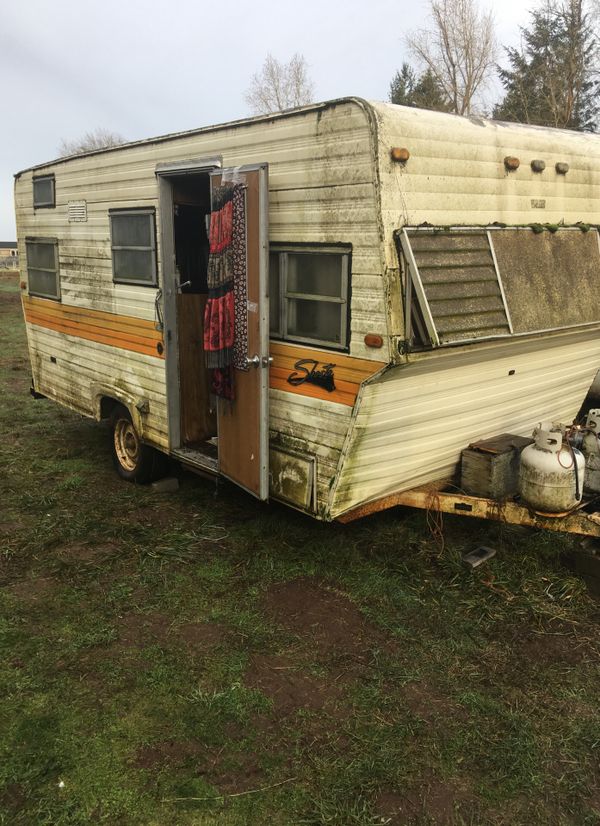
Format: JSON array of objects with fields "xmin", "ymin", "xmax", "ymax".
[
  {"xmin": 582, "ymin": 409, "xmax": 600, "ymax": 493},
  {"xmin": 519, "ymin": 422, "xmax": 585, "ymax": 513}
]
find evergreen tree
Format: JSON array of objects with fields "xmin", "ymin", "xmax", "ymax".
[
  {"xmin": 389, "ymin": 63, "xmax": 451, "ymax": 112},
  {"xmin": 412, "ymin": 69, "xmax": 452, "ymax": 112},
  {"xmin": 390, "ymin": 63, "xmax": 417, "ymax": 106},
  {"xmin": 495, "ymin": 0, "xmax": 599, "ymax": 131}
]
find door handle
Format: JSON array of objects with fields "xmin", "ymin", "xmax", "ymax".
[{"xmin": 245, "ymin": 355, "xmax": 273, "ymax": 368}]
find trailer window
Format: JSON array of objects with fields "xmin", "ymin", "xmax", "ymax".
[
  {"xmin": 397, "ymin": 227, "xmax": 600, "ymax": 348},
  {"xmin": 269, "ymin": 246, "xmax": 350, "ymax": 349},
  {"xmin": 33, "ymin": 175, "xmax": 55, "ymax": 209},
  {"xmin": 26, "ymin": 238, "xmax": 60, "ymax": 300},
  {"xmin": 109, "ymin": 208, "xmax": 157, "ymax": 286}
]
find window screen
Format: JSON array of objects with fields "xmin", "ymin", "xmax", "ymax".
[
  {"xmin": 397, "ymin": 227, "xmax": 600, "ymax": 348},
  {"xmin": 269, "ymin": 247, "xmax": 350, "ymax": 349},
  {"xmin": 33, "ymin": 175, "xmax": 55, "ymax": 208},
  {"xmin": 110, "ymin": 209, "xmax": 157, "ymax": 286},
  {"xmin": 26, "ymin": 238, "xmax": 60, "ymax": 299}
]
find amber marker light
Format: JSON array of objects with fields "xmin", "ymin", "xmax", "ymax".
[
  {"xmin": 504, "ymin": 156, "xmax": 520, "ymax": 171},
  {"xmin": 364, "ymin": 334, "xmax": 384, "ymax": 348},
  {"xmin": 391, "ymin": 147, "xmax": 410, "ymax": 163},
  {"xmin": 531, "ymin": 159, "xmax": 546, "ymax": 172},
  {"xmin": 20, "ymin": 281, "xmax": 27, "ymax": 290},
  {"xmin": 555, "ymin": 162, "xmax": 569, "ymax": 175}
]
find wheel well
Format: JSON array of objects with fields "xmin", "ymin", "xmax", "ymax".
[{"xmin": 99, "ymin": 396, "xmax": 122, "ymax": 421}]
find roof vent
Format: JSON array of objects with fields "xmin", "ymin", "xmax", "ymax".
[{"xmin": 68, "ymin": 200, "xmax": 87, "ymax": 222}]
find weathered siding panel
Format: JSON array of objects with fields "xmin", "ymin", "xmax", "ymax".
[
  {"xmin": 331, "ymin": 329, "xmax": 600, "ymax": 516},
  {"xmin": 26, "ymin": 323, "xmax": 168, "ymax": 446},
  {"xmin": 15, "ymin": 101, "xmax": 387, "ymax": 357},
  {"xmin": 269, "ymin": 389, "xmax": 352, "ymax": 515},
  {"xmin": 372, "ymin": 102, "xmax": 600, "ymax": 283}
]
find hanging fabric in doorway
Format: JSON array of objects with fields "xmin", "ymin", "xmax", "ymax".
[
  {"xmin": 204, "ymin": 182, "xmax": 249, "ymax": 400},
  {"xmin": 232, "ymin": 184, "xmax": 249, "ymax": 371}
]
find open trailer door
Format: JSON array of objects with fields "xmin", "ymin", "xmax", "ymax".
[{"xmin": 209, "ymin": 165, "xmax": 270, "ymax": 499}]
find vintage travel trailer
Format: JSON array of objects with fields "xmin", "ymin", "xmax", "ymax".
[{"xmin": 14, "ymin": 98, "xmax": 600, "ymax": 528}]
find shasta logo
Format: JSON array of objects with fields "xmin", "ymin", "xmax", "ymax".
[{"xmin": 287, "ymin": 359, "xmax": 336, "ymax": 392}]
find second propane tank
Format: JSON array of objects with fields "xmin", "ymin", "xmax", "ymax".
[
  {"xmin": 519, "ymin": 422, "xmax": 585, "ymax": 513},
  {"xmin": 582, "ymin": 409, "xmax": 600, "ymax": 493}
]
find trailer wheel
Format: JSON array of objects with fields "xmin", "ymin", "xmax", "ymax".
[{"xmin": 110, "ymin": 404, "xmax": 167, "ymax": 483}]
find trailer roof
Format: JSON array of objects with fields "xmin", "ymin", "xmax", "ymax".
[
  {"xmin": 15, "ymin": 97, "xmax": 370, "ymax": 177},
  {"xmin": 15, "ymin": 96, "xmax": 600, "ymax": 178}
]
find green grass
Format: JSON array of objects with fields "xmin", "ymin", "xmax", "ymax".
[{"xmin": 1, "ymin": 270, "xmax": 600, "ymax": 824}]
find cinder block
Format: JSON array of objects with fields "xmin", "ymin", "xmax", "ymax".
[{"xmin": 151, "ymin": 477, "xmax": 179, "ymax": 493}]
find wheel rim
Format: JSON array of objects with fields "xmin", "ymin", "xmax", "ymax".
[{"xmin": 113, "ymin": 418, "xmax": 140, "ymax": 472}]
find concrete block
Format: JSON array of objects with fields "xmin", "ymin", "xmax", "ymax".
[{"xmin": 151, "ymin": 476, "xmax": 179, "ymax": 493}]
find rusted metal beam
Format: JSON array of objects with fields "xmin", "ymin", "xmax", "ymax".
[{"xmin": 338, "ymin": 485, "xmax": 600, "ymax": 537}]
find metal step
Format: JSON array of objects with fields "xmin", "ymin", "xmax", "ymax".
[{"xmin": 172, "ymin": 446, "xmax": 219, "ymax": 474}]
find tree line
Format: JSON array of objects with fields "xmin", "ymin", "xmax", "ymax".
[
  {"xmin": 59, "ymin": 0, "xmax": 599, "ymax": 154},
  {"xmin": 242, "ymin": 0, "xmax": 599, "ymax": 131},
  {"xmin": 391, "ymin": 0, "xmax": 598, "ymax": 131}
]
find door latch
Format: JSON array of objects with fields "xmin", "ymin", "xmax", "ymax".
[{"xmin": 246, "ymin": 355, "xmax": 273, "ymax": 368}]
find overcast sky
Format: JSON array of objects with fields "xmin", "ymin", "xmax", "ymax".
[{"xmin": 1, "ymin": 0, "xmax": 532, "ymax": 240}]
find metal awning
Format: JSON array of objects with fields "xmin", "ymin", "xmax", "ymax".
[{"xmin": 396, "ymin": 226, "xmax": 600, "ymax": 348}]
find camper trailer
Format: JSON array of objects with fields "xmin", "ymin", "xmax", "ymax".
[{"xmin": 14, "ymin": 98, "xmax": 600, "ymax": 530}]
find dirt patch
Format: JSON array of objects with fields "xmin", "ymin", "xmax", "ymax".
[
  {"xmin": 5, "ymin": 576, "xmax": 58, "ymax": 603},
  {"xmin": 0, "ymin": 290, "xmax": 21, "ymax": 311},
  {"xmin": 262, "ymin": 578, "xmax": 393, "ymax": 664},
  {"xmin": 246, "ymin": 652, "xmax": 342, "ymax": 717},
  {"xmin": 0, "ymin": 521, "xmax": 21, "ymax": 534},
  {"xmin": 177, "ymin": 621, "xmax": 227, "ymax": 650},
  {"xmin": 125, "ymin": 504, "xmax": 183, "ymax": 531},
  {"xmin": 53, "ymin": 542, "xmax": 120, "ymax": 565},
  {"xmin": 375, "ymin": 790, "xmax": 418, "ymax": 824},
  {"xmin": 587, "ymin": 785, "xmax": 600, "ymax": 818},
  {"xmin": 403, "ymin": 680, "xmax": 467, "ymax": 724},
  {"xmin": 117, "ymin": 612, "xmax": 171, "ymax": 647},
  {"xmin": 0, "ymin": 782, "xmax": 26, "ymax": 814},
  {"xmin": 513, "ymin": 629, "xmax": 586, "ymax": 667},
  {"xmin": 375, "ymin": 774, "xmax": 472, "ymax": 825},
  {"xmin": 134, "ymin": 739, "xmax": 200, "ymax": 770},
  {"xmin": 115, "ymin": 612, "xmax": 226, "ymax": 653},
  {"xmin": 196, "ymin": 749, "xmax": 265, "ymax": 795}
]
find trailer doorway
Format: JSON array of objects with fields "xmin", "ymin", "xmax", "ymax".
[
  {"xmin": 171, "ymin": 174, "xmax": 218, "ymax": 455},
  {"xmin": 157, "ymin": 161, "xmax": 271, "ymax": 499},
  {"xmin": 157, "ymin": 163, "xmax": 220, "ymax": 472}
]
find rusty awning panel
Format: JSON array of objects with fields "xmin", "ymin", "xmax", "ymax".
[{"xmin": 397, "ymin": 226, "xmax": 600, "ymax": 350}]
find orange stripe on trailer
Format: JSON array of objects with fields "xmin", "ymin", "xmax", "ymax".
[
  {"xmin": 22, "ymin": 296, "xmax": 164, "ymax": 359},
  {"xmin": 268, "ymin": 340, "xmax": 385, "ymax": 407}
]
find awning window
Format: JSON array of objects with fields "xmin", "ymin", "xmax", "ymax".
[{"xmin": 397, "ymin": 227, "xmax": 600, "ymax": 348}]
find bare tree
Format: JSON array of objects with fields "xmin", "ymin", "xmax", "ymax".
[
  {"xmin": 245, "ymin": 53, "xmax": 315, "ymax": 114},
  {"xmin": 406, "ymin": 0, "xmax": 498, "ymax": 115},
  {"xmin": 58, "ymin": 127, "xmax": 126, "ymax": 157}
]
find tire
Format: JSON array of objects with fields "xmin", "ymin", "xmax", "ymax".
[{"xmin": 109, "ymin": 404, "xmax": 167, "ymax": 483}]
